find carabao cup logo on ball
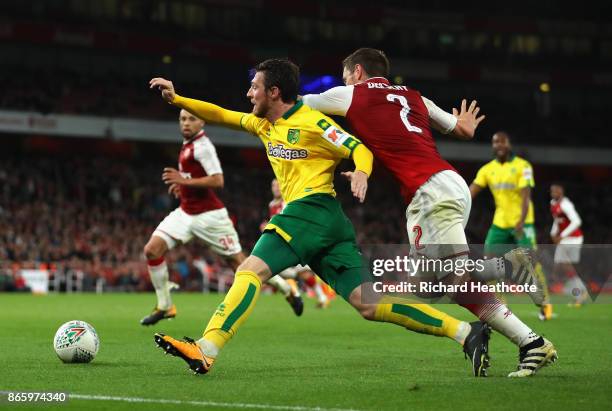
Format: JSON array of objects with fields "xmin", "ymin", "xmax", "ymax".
[
  {"xmin": 55, "ymin": 322, "xmax": 88, "ymax": 348},
  {"xmin": 54, "ymin": 320, "xmax": 99, "ymax": 363}
]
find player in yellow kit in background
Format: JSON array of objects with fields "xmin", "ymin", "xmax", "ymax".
[
  {"xmin": 470, "ymin": 131, "xmax": 553, "ymax": 320},
  {"xmin": 148, "ymin": 58, "xmax": 491, "ymax": 377}
]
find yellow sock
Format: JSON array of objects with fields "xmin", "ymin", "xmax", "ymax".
[
  {"xmin": 534, "ymin": 262, "xmax": 551, "ymax": 304},
  {"xmin": 201, "ymin": 270, "xmax": 261, "ymax": 352},
  {"xmin": 374, "ymin": 302, "xmax": 469, "ymax": 344}
]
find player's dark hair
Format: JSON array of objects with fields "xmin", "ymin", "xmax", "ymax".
[
  {"xmin": 493, "ymin": 130, "xmax": 511, "ymax": 142},
  {"xmin": 254, "ymin": 59, "xmax": 299, "ymax": 104},
  {"xmin": 343, "ymin": 48, "xmax": 390, "ymax": 78}
]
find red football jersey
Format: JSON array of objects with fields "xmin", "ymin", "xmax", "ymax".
[
  {"xmin": 345, "ymin": 78, "xmax": 454, "ymax": 203},
  {"xmin": 268, "ymin": 198, "xmax": 285, "ymax": 218},
  {"xmin": 178, "ymin": 130, "xmax": 225, "ymax": 215},
  {"xmin": 550, "ymin": 197, "xmax": 583, "ymax": 238}
]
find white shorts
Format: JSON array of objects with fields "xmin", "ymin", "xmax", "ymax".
[
  {"xmin": 554, "ymin": 236, "xmax": 583, "ymax": 264},
  {"xmin": 153, "ymin": 207, "xmax": 242, "ymax": 256},
  {"xmin": 405, "ymin": 170, "xmax": 471, "ymax": 259}
]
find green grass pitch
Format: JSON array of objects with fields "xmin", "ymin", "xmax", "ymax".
[{"xmin": 1, "ymin": 293, "xmax": 611, "ymax": 410}]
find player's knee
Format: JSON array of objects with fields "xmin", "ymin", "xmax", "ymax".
[
  {"xmin": 236, "ymin": 255, "xmax": 272, "ymax": 283},
  {"xmin": 143, "ymin": 239, "xmax": 165, "ymax": 260}
]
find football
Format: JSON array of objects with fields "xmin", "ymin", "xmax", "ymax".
[{"xmin": 53, "ymin": 320, "xmax": 99, "ymax": 363}]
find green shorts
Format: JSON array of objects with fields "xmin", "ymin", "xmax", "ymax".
[
  {"xmin": 251, "ymin": 194, "xmax": 366, "ymax": 300},
  {"xmin": 484, "ymin": 224, "xmax": 537, "ymax": 256}
]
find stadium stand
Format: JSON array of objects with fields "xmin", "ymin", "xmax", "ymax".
[{"xmin": 1, "ymin": 138, "xmax": 611, "ymax": 292}]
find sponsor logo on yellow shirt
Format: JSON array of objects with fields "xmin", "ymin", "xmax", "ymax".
[{"xmin": 267, "ymin": 142, "xmax": 308, "ymax": 160}]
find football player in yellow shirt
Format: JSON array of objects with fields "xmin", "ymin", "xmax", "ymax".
[
  {"xmin": 149, "ymin": 59, "xmax": 492, "ymax": 377},
  {"xmin": 470, "ymin": 131, "xmax": 552, "ymax": 320}
]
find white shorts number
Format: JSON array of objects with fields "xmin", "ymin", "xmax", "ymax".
[{"xmin": 153, "ymin": 207, "xmax": 242, "ymax": 256}]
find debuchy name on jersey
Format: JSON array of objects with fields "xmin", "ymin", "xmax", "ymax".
[
  {"xmin": 303, "ymin": 77, "xmax": 457, "ymax": 203},
  {"xmin": 178, "ymin": 130, "xmax": 225, "ymax": 214}
]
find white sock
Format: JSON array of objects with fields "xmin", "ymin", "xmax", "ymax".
[
  {"xmin": 197, "ymin": 338, "xmax": 219, "ymax": 359},
  {"xmin": 267, "ymin": 275, "xmax": 292, "ymax": 296},
  {"xmin": 474, "ymin": 257, "xmax": 506, "ymax": 281},
  {"xmin": 455, "ymin": 321, "xmax": 472, "ymax": 345},
  {"xmin": 313, "ymin": 282, "xmax": 327, "ymax": 304},
  {"xmin": 148, "ymin": 259, "xmax": 172, "ymax": 310},
  {"xmin": 481, "ymin": 304, "xmax": 539, "ymax": 347}
]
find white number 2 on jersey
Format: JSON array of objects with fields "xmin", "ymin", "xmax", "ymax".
[{"xmin": 386, "ymin": 94, "xmax": 423, "ymax": 133}]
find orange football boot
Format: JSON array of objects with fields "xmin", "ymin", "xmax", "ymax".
[{"xmin": 154, "ymin": 333, "xmax": 215, "ymax": 375}]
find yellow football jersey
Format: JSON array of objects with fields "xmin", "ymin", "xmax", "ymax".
[
  {"xmin": 240, "ymin": 101, "xmax": 362, "ymax": 203},
  {"xmin": 473, "ymin": 155, "xmax": 535, "ymax": 228}
]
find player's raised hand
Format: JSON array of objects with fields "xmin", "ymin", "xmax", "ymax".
[
  {"xmin": 451, "ymin": 99, "xmax": 485, "ymax": 140},
  {"xmin": 341, "ymin": 171, "xmax": 369, "ymax": 203},
  {"xmin": 149, "ymin": 77, "xmax": 176, "ymax": 103},
  {"xmin": 162, "ymin": 167, "xmax": 185, "ymax": 185},
  {"xmin": 453, "ymin": 99, "xmax": 485, "ymax": 125}
]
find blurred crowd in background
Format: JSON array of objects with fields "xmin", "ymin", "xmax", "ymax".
[{"xmin": 2, "ymin": 145, "xmax": 611, "ymax": 293}]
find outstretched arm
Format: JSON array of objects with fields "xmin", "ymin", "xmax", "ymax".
[
  {"xmin": 302, "ymin": 86, "xmax": 353, "ymax": 116},
  {"xmin": 149, "ymin": 77, "xmax": 245, "ymax": 129}
]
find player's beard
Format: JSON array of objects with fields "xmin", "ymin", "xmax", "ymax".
[{"xmin": 252, "ymin": 100, "xmax": 269, "ymax": 117}]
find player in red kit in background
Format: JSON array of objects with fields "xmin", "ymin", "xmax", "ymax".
[
  {"xmin": 141, "ymin": 110, "xmax": 302, "ymax": 325},
  {"xmin": 303, "ymin": 48, "xmax": 557, "ymax": 377},
  {"xmin": 550, "ymin": 183, "xmax": 586, "ymax": 306}
]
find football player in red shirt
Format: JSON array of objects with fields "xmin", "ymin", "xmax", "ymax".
[
  {"xmin": 303, "ymin": 48, "xmax": 557, "ymax": 377},
  {"xmin": 550, "ymin": 183, "xmax": 586, "ymax": 306}
]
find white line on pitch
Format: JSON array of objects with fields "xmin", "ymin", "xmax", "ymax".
[{"xmin": 69, "ymin": 393, "xmax": 363, "ymax": 411}]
